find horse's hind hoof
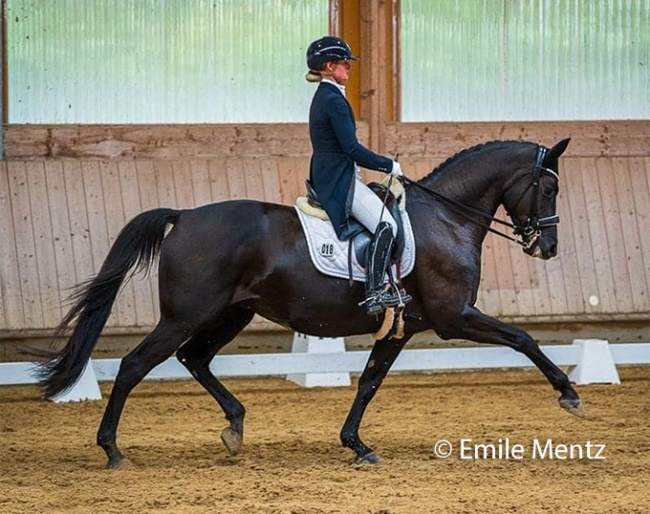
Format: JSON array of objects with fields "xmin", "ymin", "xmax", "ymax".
[
  {"xmin": 104, "ymin": 447, "xmax": 126, "ymax": 469},
  {"xmin": 106, "ymin": 455, "xmax": 132, "ymax": 470},
  {"xmin": 559, "ymin": 397, "xmax": 586, "ymax": 418},
  {"xmin": 107, "ymin": 458, "xmax": 122, "ymax": 470},
  {"xmin": 221, "ymin": 427, "xmax": 243, "ymax": 456},
  {"xmin": 355, "ymin": 451, "xmax": 382, "ymax": 465}
]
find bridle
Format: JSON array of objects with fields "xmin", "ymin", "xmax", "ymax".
[
  {"xmin": 507, "ymin": 146, "xmax": 561, "ymax": 248},
  {"xmin": 401, "ymin": 145, "xmax": 560, "ymax": 249}
]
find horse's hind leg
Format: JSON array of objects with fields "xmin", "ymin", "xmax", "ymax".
[
  {"xmin": 176, "ymin": 306, "xmax": 254, "ymax": 457},
  {"xmin": 340, "ymin": 335, "xmax": 411, "ymax": 464},
  {"xmin": 97, "ymin": 319, "xmax": 190, "ymax": 469}
]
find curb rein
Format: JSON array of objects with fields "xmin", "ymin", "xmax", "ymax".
[{"xmin": 401, "ymin": 146, "xmax": 560, "ymax": 249}]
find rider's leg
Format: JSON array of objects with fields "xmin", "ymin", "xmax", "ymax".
[
  {"xmin": 363, "ymin": 221, "xmax": 399, "ymax": 315},
  {"xmin": 349, "ymin": 178, "xmax": 398, "ymax": 237},
  {"xmin": 350, "ymin": 179, "xmax": 409, "ymax": 315}
]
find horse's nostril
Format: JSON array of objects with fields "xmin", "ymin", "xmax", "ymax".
[{"xmin": 549, "ymin": 244, "xmax": 558, "ymax": 257}]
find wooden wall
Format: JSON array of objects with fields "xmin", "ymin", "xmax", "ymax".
[{"xmin": 1, "ymin": 121, "xmax": 648, "ymax": 350}]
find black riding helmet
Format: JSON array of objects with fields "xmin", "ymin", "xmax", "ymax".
[{"xmin": 306, "ymin": 36, "xmax": 359, "ymax": 72}]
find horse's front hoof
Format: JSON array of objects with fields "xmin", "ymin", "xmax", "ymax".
[
  {"xmin": 355, "ymin": 451, "xmax": 382, "ymax": 465},
  {"xmin": 221, "ymin": 427, "xmax": 243, "ymax": 456},
  {"xmin": 559, "ymin": 397, "xmax": 586, "ymax": 418}
]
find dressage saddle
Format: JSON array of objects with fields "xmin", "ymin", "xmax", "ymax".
[{"xmin": 304, "ymin": 179, "xmax": 407, "ymax": 267}]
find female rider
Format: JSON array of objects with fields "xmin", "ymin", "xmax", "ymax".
[{"xmin": 305, "ymin": 36, "xmax": 411, "ymax": 316}]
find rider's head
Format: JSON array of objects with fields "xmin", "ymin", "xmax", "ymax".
[{"xmin": 305, "ymin": 36, "xmax": 359, "ymax": 83}]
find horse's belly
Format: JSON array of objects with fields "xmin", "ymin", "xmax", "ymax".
[{"xmin": 249, "ymin": 288, "xmax": 382, "ymax": 339}]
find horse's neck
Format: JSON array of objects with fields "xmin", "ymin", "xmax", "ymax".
[{"xmin": 421, "ymin": 156, "xmax": 512, "ymax": 216}]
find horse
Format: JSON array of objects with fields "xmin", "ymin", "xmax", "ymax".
[{"xmin": 37, "ymin": 138, "xmax": 581, "ymax": 468}]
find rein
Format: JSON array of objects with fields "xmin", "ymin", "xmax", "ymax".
[{"xmin": 401, "ymin": 146, "xmax": 559, "ymax": 249}]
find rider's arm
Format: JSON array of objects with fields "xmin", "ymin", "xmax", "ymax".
[{"xmin": 329, "ymin": 96, "xmax": 394, "ymax": 174}]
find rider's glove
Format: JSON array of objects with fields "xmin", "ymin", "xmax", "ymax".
[{"xmin": 390, "ymin": 161, "xmax": 403, "ymax": 178}]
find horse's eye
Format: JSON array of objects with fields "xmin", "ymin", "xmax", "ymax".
[{"xmin": 542, "ymin": 186, "xmax": 556, "ymax": 198}]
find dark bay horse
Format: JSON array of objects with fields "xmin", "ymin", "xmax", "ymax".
[{"xmin": 38, "ymin": 138, "xmax": 582, "ymax": 468}]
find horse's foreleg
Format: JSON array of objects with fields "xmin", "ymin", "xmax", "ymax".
[
  {"xmin": 340, "ymin": 335, "xmax": 411, "ymax": 464},
  {"xmin": 176, "ymin": 307, "xmax": 254, "ymax": 458},
  {"xmin": 97, "ymin": 320, "xmax": 190, "ymax": 469},
  {"xmin": 445, "ymin": 305, "xmax": 583, "ymax": 417}
]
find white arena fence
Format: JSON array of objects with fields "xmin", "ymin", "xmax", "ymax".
[{"xmin": 1, "ymin": 337, "xmax": 649, "ymax": 396}]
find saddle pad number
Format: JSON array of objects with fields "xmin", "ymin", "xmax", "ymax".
[{"xmin": 320, "ymin": 243, "xmax": 336, "ymax": 258}]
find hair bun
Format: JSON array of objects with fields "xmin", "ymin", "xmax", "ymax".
[{"xmin": 305, "ymin": 70, "xmax": 322, "ymax": 83}]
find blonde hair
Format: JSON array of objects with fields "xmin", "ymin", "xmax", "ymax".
[{"xmin": 305, "ymin": 70, "xmax": 322, "ymax": 83}]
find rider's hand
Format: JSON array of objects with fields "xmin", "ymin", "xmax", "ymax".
[{"xmin": 390, "ymin": 161, "xmax": 403, "ymax": 178}]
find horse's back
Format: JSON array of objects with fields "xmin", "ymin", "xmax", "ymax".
[
  {"xmin": 160, "ymin": 199, "xmax": 301, "ymax": 274},
  {"xmin": 173, "ymin": 199, "xmax": 296, "ymax": 239}
]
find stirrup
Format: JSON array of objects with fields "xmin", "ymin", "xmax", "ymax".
[
  {"xmin": 379, "ymin": 283, "xmax": 412, "ymax": 309},
  {"xmin": 359, "ymin": 294, "xmax": 388, "ymax": 316},
  {"xmin": 393, "ymin": 287, "xmax": 412, "ymax": 308},
  {"xmin": 359, "ymin": 288, "xmax": 410, "ymax": 316}
]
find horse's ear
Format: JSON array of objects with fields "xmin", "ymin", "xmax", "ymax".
[{"xmin": 544, "ymin": 138, "xmax": 571, "ymax": 166}]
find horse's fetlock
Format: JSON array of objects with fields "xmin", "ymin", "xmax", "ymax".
[
  {"xmin": 97, "ymin": 434, "xmax": 113, "ymax": 448},
  {"xmin": 340, "ymin": 431, "xmax": 356, "ymax": 447},
  {"xmin": 226, "ymin": 405, "xmax": 245, "ymax": 422}
]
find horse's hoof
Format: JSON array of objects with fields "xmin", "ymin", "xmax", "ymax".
[
  {"xmin": 355, "ymin": 451, "xmax": 382, "ymax": 465},
  {"xmin": 221, "ymin": 427, "xmax": 243, "ymax": 456},
  {"xmin": 106, "ymin": 456, "xmax": 124, "ymax": 469},
  {"xmin": 559, "ymin": 397, "xmax": 586, "ymax": 418}
]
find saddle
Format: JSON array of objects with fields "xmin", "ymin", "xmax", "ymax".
[{"xmin": 300, "ymin": 177, "xmax": 408, "ymax": 268}]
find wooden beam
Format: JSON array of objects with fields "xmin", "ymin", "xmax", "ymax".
[
  {"xmin": 385, "ymin": 120, "xmax": 650, "ymax": 159},
  {"xmin": 359, "ymin": 1, "xmax": 379, "ymax": 153},
  {"xmin": 331, "ymin": 0, "xmax": 362, "ymax": 115},
  {"xmin": 4, "ymin": 120, "xmax": 647, "ymax": 160}
]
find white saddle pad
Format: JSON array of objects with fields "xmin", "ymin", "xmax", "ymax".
[{"xmin": 294, "ymin": 206, "xmax": 416, "ymax": 283}]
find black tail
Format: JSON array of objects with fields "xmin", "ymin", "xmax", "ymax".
[{"xmin": 36, "ymin": 208, "xmax": 181, "ymax": 398}]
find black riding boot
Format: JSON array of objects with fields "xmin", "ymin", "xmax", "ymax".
[{"xmin": 362, "ymin": 222, "xmax": 407, "ymax": 316}]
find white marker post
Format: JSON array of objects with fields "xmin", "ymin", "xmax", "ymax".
[
  {"xmin": 286, "ymin": 333, "xmax": 351, "ymax": 387},
  {"xmin": 50, "ymin": 359, "xmax": 103, "ymax": 403},
  {"xmin": 568, "ymin": 339, "xmax": 620, "ymax": 385}
]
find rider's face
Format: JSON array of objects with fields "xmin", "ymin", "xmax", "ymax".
[{"xmin": 326, "ymin": 60, "xmax": 351, "ymax": 84}]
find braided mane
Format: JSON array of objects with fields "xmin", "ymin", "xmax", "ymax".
[{"xmin": 418, "ymin": 140, "xmax": 535, "ymax": 182}]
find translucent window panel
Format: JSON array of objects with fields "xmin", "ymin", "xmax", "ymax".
[
  {"xmin": 7, "ymin": 1, "xmax": 328, "ymax": 123},
  {"xmin": 401, "ymin": 0, "xmax": 649, "ymax": 122}
]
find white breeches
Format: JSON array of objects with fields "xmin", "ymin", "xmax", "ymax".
[{"xmin": 350, "ymin": 178, "xmax": 398, "ymax": 237}]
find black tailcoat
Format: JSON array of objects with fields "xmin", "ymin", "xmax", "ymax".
[{"xmin": 309, "ymin": 81, "xmax": 392, "ymax": 240}]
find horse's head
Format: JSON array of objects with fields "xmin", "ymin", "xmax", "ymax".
[{"xmin": 505, "ymin": 138, "xmax": 570, "ymax": 260}]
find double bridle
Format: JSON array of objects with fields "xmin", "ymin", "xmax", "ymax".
[{"xmin": 401, "ymin": 146, "xmax": 560, "ymax": 249}]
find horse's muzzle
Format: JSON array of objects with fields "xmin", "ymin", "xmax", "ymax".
[{"xmin": 525, "ymin": 236, "xmax": 558, "ymax": 260}]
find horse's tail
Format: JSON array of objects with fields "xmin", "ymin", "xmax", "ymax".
[{"xmin": 36, "ymin": 208, "xmax": 181, "ymax": 399}]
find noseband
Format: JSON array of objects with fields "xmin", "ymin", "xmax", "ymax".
[{"xmin": 509, "ymin": 146, "xmax": 560, "ymax": 249}]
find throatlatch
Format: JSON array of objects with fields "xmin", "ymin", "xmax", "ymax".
[{"xmin": 360, "ymin": 221, "xmax": 412, "ymax": 316}]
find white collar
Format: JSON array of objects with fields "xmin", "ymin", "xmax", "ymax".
[{"xmin": 321, "ymin": 78, "xmax": 346, "ymax": 98}]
